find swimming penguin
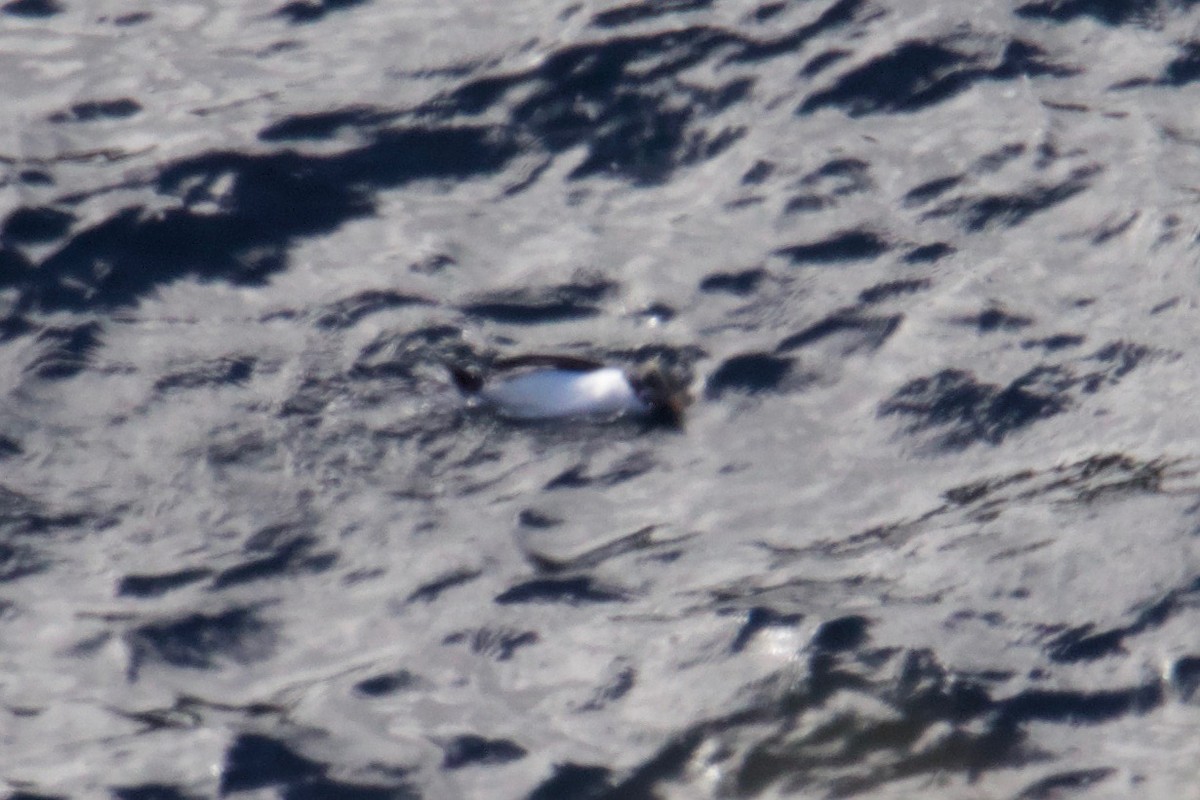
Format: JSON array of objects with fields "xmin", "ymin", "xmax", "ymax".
[{"xmin": 449, "ymin": 354, "xmax": 690, "ymax": 425}]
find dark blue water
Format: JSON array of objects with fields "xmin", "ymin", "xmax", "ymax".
[{"xmin": 2, "ymin": 0, "xmax": 1200, "ymax": 797}]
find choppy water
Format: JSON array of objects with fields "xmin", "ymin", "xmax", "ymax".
[{"xmin": 3, "ymin": 0, "xmax": 1200, "ymax": 797}]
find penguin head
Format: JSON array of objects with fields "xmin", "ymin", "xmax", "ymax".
[{"xmin": 631, "ymin": 361, "xmax": 692, "ymax": 427}]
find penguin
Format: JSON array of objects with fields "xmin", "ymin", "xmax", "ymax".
[{"xmin": 449, "ymin": 354, "xmax": 689, "ymax": 425}]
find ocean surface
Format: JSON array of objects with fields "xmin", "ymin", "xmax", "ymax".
[{"xmin": 2, "ymin": 0, "xmax": 1200, "ymax": 797}]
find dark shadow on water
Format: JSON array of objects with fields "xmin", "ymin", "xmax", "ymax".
[
  {"xmin": 353, "ymin": 669, "xmax": 420, "ymax": 697},
  {"xmin": 544, "ymin": 453, "xmax": 657, "ymax": 490},
  {"xmin": 221, "ymin": 734, "xmax": 323, "ymax": 794},
  {"xmin": 728, "ymin": 0, "xmax": 863, "ymax": 64},
  {"xmin": 1023, "ymin": 333, "xmax": 1086, "ymax": 352},
  {"xmin": 441, "ymin": 734, "xmax": 527, "ymax": 769},
  {"xmin": 903, "ymin": 175, "xmax": 964, "ymax": 206},
  {"xmin": 421, "ymin": 27, "xmax": 756, "ymax": 185},
  {"xmin": 1158, "ymin": 41, "xmax": 1200, "ymax": 85},
  {"xmin": 0, "ymin": 484, "xmax": 96, "ymax": 581},
  {"xmin": 460, "ymin": 278, "xmax": 617, "ymax": 324},
  {"xmin": 998, "ymin": 683, "xmax": 1162, "ymax": 724},
  {"xmin": 349, "ymin": 323, "xmax": 468, "ymax": 384},
  {"xmin": 584, "ymin": 645, "xmax": 1158, "ymax": 797},
  {"xmin": 1014, "ymin": 768, "xmax": 1117, "ymax": 800},
  {"xmin": 25, "ymin": 322, "xmax": 102, "ymax": 380},
  {"xmin": 858, "ymin": 279, "xmax": 931, "ymax": 304},
  {"xmin": 111, "ymin": 784, "xmax": 203, "ymax": 800},
  {"xmin": 802, "ymin": 47, "xmax": 851, "ymax": 76},
  {"xmin": 939, "ymin": 165, "xmax": 1101, "ymax": 232},
  {"xmin": 0, "ymin": 248, "xmax": 34, "ymax": 294},
  {"xmin": 741, "ymin": 159, "xmax": 775, "ymax": 185},
  {"xmin": 800, "ymin": 39, "xmax": 1076, "ymax": 116},
  {"xmin": 1043, "ymin": 573, "xmax": 1200, "ymax": 663},
  {"xmin": 903, "ymin": 242, "xmax": 955, "ymax": 263},
  {"xmin": 494, "ymin": 576, "xmax": 627, "ymax": 605},
  {"xmin": 2, "ymin": 206, "xmax": 74, "ymax": 243},
  {"xmin": 699, "ymin": 267, "xmax": 767, "ymax": 295},
  {"xmin": 113, "ymin": 11, "xmax": 152, "ymax": 25},
  {"xmin": 879, "ymin": 345, "xmax": 1153, "ymax": 451},
  {"xmin": 283, "ymin": 778, "xmax": 417, "ymax": 800},
  {"xmin": 259, "ymin": 106, "xmax": 393, "ymax": 141},
  {"xmin": 274, "ymin": 0, "xmax": 370, "ymax": 25},
  {"xmin": 48, "ymin": 98, "xmax": 142, "ymax": 124},
  {"xmin": 1, "ymin": 0, "xmax": 62, "ymax": 17},
  {"xmin": 591, "ymin": 0, "xmax": 713, "ymax": 29},
  {"xmin": 209, "ymin": 535, "xmax": 336, "ymax": 591},
  {"xmin": 527, "ymin": 764, "xmax": 613, "ymax": 800},
  {"xmin": 15, "ymin": 127, "xmax": 514, "ymax": 314},
  {"xmin": 775, "ymin": 229, "xmax": 890, "ymax": 264},
  {"xmin": 520, "ymin": 525, "xmax": 672, "ymax": 576},
  {"xmin": 8, "ymin": 1, "xmax": 875, "ymax": 317},
  {"xmin": 125, "ymin": 607, "xmax": 276, "ymax": 679},
  {"xmin": 776, "ymin": 311, "xmax": 901, "ymax": 354},
  {"xmin": 155, "ymin": 356, "xmax": 256, "ymax": 393},
  {"xmin": 1015, "ymin": 0, "xmax": 1195, "ymax": 26},
  {"xmin": 219, "ymin": 727, "xmax": 419, "ymax": 797},
  {"xmin": 1169, "ymin": 656, "xmax": 1200, "ymax": 701},
  {"xmin": 705, "ymin": 352, "xmax": 793, "ymax": 398},
  {"xmin": 405, "ymin": 568, "xmax": 482, "ymax": 603},
  {"xmin": 0, "ymin": 435, "xmax": 22, "ymax": 459},
  {"xmin": 0, "ymin": 539, "xmax": 45, "ymax": 582},
  {"xmin": 952, "ymin": 306, "xmax": 1034, "ymax": 333},
  {"xmin": 811, "ymin": 614, "xmax": 870, "ymax": 652},
  {"xmin": 443, "ymin": 627, "xmax": 539, "ymax": 661},
  {"xmin": 420, "ymin": 1, "xmax": 863, "ymax": 185},
  {"xmin": 118, "ymin": 568, "xmax": 213, "ymax": 599},
  {"xmin": 879, "ymin": 367, "xmax": 1073, "ymax": 450},
  {"xmin": 315, "ymin": 290, "xmax": 433, "ymax": 330}
]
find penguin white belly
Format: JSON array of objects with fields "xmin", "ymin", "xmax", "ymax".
[{"xmin": 481, "ymin": 367, "xmax": 648, "ymax": 419}]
